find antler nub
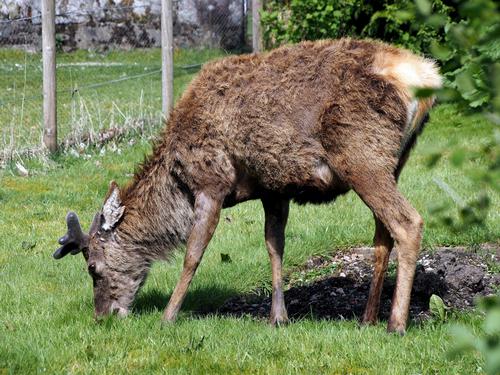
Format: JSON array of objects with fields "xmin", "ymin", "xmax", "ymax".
[{"xmin": 53, "ymin": 212, "xmax": 89, "ymax": 259}]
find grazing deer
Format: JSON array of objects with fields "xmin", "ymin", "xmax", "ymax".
[{"xmin": 54, "ymin": 38, "xmax": 441, "ymax": 334}]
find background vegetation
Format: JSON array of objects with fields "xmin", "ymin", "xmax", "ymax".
[
  {"xmin": 0, "ymin": 48, "xmax": 225, "ymax": 151},
  {"xmin": 261, "ymin": 0, "xmax": 455, "ymax": 54}
]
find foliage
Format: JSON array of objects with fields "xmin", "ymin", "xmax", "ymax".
[
  {"xmin": 362, "ymin": 0, "xmax": 454, "ymax": 53},
  {"xmin": 261, "ymin": 0, "xmax": 372, "ymax": 49},
  {"xmin": 429, "ymin": 294, "xmax": 449, "ymax": 322},
  {"xmin": 449, "ymin": 295, "xmax": 500, "ymax": 375},
  {"xmin": 414, "ymin": 5, "xmax": 500, "ymax": 371},
  {"xmin": 260, "ymin": 1, "xmax": 288, "ymax": 49},
  {"xmin": 260, "ymin": 0, "xmax": 455, "ymax": 53},
  {"xmin": 411, "ymin": 0, "xmax": 500, "ymax": 230},
  {"xmin": 415, "ymin": 0, "xmax": 500, "ymax": 111}
]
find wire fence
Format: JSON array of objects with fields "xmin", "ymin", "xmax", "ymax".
[{"xmin": 0, "ymin": 0, "xmax": 249, "ymax": 162}]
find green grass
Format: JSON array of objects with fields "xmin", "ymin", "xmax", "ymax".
[
  {"xmin": 0, "ymin": 48, "xmax": 226, "ymax": 149},
  {"xmin": 0, "ymin": 69, "xmax": 499, "ymax": 374}
]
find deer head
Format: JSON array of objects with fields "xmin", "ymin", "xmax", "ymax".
[{"xmin": 53, "ymin": 182, "xmax": 148, "ymax": 319}]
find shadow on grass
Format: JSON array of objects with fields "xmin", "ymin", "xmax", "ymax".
[
  {"xmin": 214, "ymin": 274, "xmax": 448, "ymax": 323},
  {"xmin": 133, "ymin": 285, "xmax": 240, "ymax": 315},
  {"xmin": 132, "ymin": 275, "xmax": 445, "ymax": 323},
  {"xmin": 213, "ymin": 247, "xmax": 500, "ymax": 323}
]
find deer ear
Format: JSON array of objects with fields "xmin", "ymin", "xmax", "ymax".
[{"xmin": 102, "ymin": 181, "xmax": 125, "ymax": 231}]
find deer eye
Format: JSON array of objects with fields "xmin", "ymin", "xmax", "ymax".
[{"xmin": 88, "ymin": 263, "xmax": 97, "ymax": 276}]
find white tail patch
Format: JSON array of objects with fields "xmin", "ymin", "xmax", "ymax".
[
  {"xmin": 392, "ymin": 60, "xmax": 442, "ymax": 91},
  {"xmin": 373, "ymin": 49, "xmax": 442, "ymax": 156},
  {"xmin": 373, "ymin": 51, "xmax": 442, "ymax": 96}
]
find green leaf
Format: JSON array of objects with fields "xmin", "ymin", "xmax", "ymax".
[
  {"xmin": 484, "ymin": 309, "xmax": 500, "ymax": 335},
  {"xmin": 429, "ymin": 294, "xmax": 448, "ymax": 322},
  {"xmin": 436, "ymin": 88, "xmax": 461, "ymax": 103},
  {"xmin": 415, "ymin": 0, "xmax": 431, "ymax": 16},
  {"xmin": 426, "ymin": 14, "xmax": 447, "ymax": 28},
  {"xmin": 484, "ymin": 346, "xmax": 500, "ymax": 375},
  {"xmin": 430, "ymin": 41, "xmax": 452, "ymax": 61},
  {"xmin": 448, "ymin": 22, "xmax": 471, "ymax": 49},
  {"xmin": 426, "ymin": 152, "xmax": 442, "ymax": 168},
  {"xmin": 448, "ymin": 325, "xmax": 477, "ymax": 358},
  {"xmin": 393, "ymin": 10, "xmax": 414, "ymax": 22},
  {"xmin": 414, "ymin": 87, "xmax": 436, "ymax": 98},
  {"xmin": 478, "ymin": 295, "xmax": 500, "ymax": 312},
  {"xmin": 468, "ymin": 92, "xmax": 490, "ymax": 108},
  {"xmin": 455, "ymin": 70, "xmax": 476, "ymax": 96}
]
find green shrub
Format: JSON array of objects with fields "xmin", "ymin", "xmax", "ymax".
[
  {"xmin": 261, "ymin": 0, "xmax": 374, "ymax": 49},
  {"xmin": 260, "ymin": 0, "xmax": 455, "ymax": 53},
  {"xmin": 362, "ymin": 0, "xmax": 453, "ymax": 53},
  {"xmin": 427, "ymin": 0, "xmax": 500, "ymax": 110}
]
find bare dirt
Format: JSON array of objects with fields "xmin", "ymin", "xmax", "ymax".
[{"xmin": 218, "ymin": 244, "xmax": 500, "ymax": 322}]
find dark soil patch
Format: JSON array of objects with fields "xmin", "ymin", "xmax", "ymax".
[{"xmin": 218, "ymin": 244, "xmax": 500, "ymax": 322}]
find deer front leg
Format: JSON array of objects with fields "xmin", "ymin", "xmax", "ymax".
[
  {"xmin": 262, "ymin": 197, "xmax": 290, "ymax": 326},
  {"xmin": 362, "ymin": 217, "xmax": 394, "ymax": 325},
  {"xmin": 162, "ymin": 192, "xmax": 222, "ymax": 323}
]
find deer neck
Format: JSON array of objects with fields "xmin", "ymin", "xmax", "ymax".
[{"xmin": 117, "ymin": 159, "xmax": 195, "ymax": 260}]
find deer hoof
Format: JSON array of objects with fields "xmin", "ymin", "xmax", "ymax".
[
  {"xmin": 161, "ymin": 311, "xmax": 178, "ymax": 324},
  {"xmin": 360, "ymin": 317, "xmax": 378, "ymax": 326},
  {"xmin": 361, "ymin": 309, "xmax": 379, "ymax": 325},
  {"xmin": 387, "ymin": 321, "xmax": 406, "ymax": 335},
  {"xmin": 269, "ymin": 314, "xmax": 289, "ymax": 327}
]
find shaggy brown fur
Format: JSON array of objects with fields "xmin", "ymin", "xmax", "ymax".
[{"xmin": 55, "ymin": 38, "xmax": 441, "ymax": 334}]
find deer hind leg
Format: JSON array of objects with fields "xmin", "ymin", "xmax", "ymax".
[
  {"xmin": 360, "ymin": 143, "xmax": 412, "ymax": 325},
  {"xmin": 262, "ymin": 196, "xmax": 290, "ymax": 326},
  {"xmin": 162, "ymin": 192, "xmax": 222, "ymax": 322},
  {"xmin": 362, "ymin": 217, "xmax": 394, "ymax": 325},
  {"xmin": 350, "ymin": 174, "xmax": 423, "ymax": 334}
]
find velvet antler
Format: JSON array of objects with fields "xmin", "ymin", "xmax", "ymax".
[{"xmin": 53, "ymin": 212, "xmax": 92, "ymax": 259}]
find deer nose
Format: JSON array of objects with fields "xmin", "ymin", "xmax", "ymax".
[{"xmin": 110, "ymin": 302, "xmax": 128, "ymax": 318}]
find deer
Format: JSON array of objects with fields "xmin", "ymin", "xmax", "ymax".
[{"xmin": 53, "ymin": 38, "xmax": 441, "ymax": 334}]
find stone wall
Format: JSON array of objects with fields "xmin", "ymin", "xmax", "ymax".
[{"xmin": 0, "ymin": 0, "xmax": 247, "ymax": 50}]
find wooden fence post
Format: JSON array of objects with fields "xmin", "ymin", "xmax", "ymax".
[
  {"xmin": 252, "ymin": 0, "xmax": 262, "ymax": 52},
  {"xmin": 42, "ymin": 0, "xmax": 57, "ymax": 152},
  {"xmin": 161, "ymin": 0, "xmax": 174, "ymax": 119}
]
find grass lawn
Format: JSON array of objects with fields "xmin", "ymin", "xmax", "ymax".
[{"xmin": 0, "ymin": 60, "xmax": 499, "ymax": 373}]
